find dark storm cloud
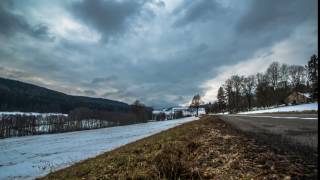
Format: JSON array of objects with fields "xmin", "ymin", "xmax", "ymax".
[
  {"xmin": 0, "ymin": 0, "xmax": 317, "ymax": 108},
  {"xmin": 0, "ymin": 1, "xmax": 28, "ymax": 35},
  {"xmin": 173, "ymin": 0, "xmax": 223, "ymax": 26},
  {"xmin": 0, "ymin": 0, "xmax": 54, "ymax": 41},
  {"xmin": 230, "ymin": 0, "xmax": 317, "ymax": 60},
  {"xmin": 70, "ymin": 0, "xmax": 148, "ymax": 42},
  {"xmin": 237, "ymin": 0, "xmax": 316, "ymax": 34},
  {"xmin": 30, "ymin": 24, "xmax": 55, "ymax": 41}
]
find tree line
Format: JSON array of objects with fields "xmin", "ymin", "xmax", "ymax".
[
  {"xmin": 0, "ymin": 100, "xmax": 152, "ymax": 138},
  {"xmin": 0, "ymin": 77, "xmax": 154, "ymax": 138},
  {"xmin": 206, "ymin": 54, "xmax": 318, "ymax": 114}
]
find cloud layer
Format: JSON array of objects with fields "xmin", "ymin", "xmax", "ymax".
[{"xmin": 0, "ymin": 0, "xmax": 317, "ymax": 108}]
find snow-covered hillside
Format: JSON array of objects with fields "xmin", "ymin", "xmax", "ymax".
[
  {"xmin": 0, "ymin": 116, "xmax": 198, "ymax": 180},
  {"xmin": 0, "ymin": 111, "xmax": 68, "ymax": 117},
  {"xmin": 238, "ymin": 103, "xmax": 318, "ymax": 114}
]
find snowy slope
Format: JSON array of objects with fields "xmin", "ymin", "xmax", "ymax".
[
  {"xmin": 0, "ymin": 117, "xmax": 197, "ymax": 180},
  {"xmin": 238, "ymin": 103, "xmax": 318, "ymax": 114},
  {"xmin": 0, "ymin": 111, "xmax": 68, "ymax": 117}
]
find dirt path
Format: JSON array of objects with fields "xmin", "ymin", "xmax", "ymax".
[{"xmin": 40, "ymin": 116, "xmax": 318, "ymax": 179}]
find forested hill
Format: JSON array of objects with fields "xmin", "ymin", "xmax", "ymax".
[{"xmin": 0, "ymin": 77, "xmax": 130, "ymax": 113}]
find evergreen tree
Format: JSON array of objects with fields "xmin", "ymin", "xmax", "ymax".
[{"xmin": 306, "ymin": 54, "xmax": 318, "ymax": 101}]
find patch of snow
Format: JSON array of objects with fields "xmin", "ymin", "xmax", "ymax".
[
  {"xmin": 197, "ymin": 108, "xmax": 206, "ymax": 115},
  {"xmin": 0, "ymin": 112, "xmax": 68, "ymax": 117},
  {"xmin": 228, "ymin": 114, "xmax": 318, "ymax": 120},
  {"xmin": 215, "ymin": 112, "xmax": 229, "ymax": 115},
  {"xmin": 238, "ymin": 103, "xmax": 318, "ymax": 114},
  {"xmin": 298, "ymin": 92, "xmax": 311, "ymax": 99},
  {"xmin": 152, "ymin": 110, "xmax": 162, "ymax": 114},
  {"xmin": 0, "ymin": 116, "xmax": 198, "ymax": 180}
]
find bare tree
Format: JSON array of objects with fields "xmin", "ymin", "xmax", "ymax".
[
  {"xmin": 288, "ymin": 65, "xmax": 306, "ymax": 90},
  {"xmin": 217, "ymin": 86, "xmax": 226, "ymax": 113},
  {"xmin": 242, "ymin": 75, "xmax": 255, "ymax": 110},
  {"xmin": 231, "ymin": 75, "xmax": 243, "ymax": 112},
  {"xmin": 255, "ymin": 73, "xmax": 271, "ymax": 107},
  {"xmin": 131, "ymin": 100, "xmax": 149, "ymax": 123},
  {"xmin": 266, "ymin": 62, "xmax": 280, "ymax": 89},
  {"xmin": 189, "ymin": 94, "xmax": 203, "ymax": 117},
  {"xmin": 279, "ymin": 63, "xmax": 289, "ymax": 88},
  {"xmin": 224, "ymin": 79, "xmax": 234, "ymax": 113}
]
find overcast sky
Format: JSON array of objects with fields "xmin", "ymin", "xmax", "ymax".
[{"xmin": 0, "ymin": 0, "xmax": 318, "ymax": 108}]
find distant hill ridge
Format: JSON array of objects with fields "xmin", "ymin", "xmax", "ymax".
[{"xmin": 0, "ymin": 77, "xmax": 130, "ymax": 113}]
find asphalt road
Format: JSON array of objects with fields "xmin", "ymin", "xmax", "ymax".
[{"xmin": 217, "ymin": 113, "xmax": 318, "ymax": 149}]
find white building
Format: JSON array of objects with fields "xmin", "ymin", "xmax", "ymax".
[{"xmin": 152, "ymin": 107, "xmax": 206, "ymax": 120}]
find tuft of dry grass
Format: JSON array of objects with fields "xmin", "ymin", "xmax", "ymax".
[{"xmin": 39, "ymin": 116, "xmax": 317, "ymax": 180}]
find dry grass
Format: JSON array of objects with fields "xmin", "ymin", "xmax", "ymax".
[{"xmin": 39, "ymin": 116, "xmax": 317, "ymax": 180}]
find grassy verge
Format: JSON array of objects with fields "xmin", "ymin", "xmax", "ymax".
[{"xmin": 40, "ymin": 116, "xmax": 317, "ymax": 179}]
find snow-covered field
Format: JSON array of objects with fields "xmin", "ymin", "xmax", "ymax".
[
  {"xmin": 238, "ymin": 103, "xmax": 318, "ymax": 114},
  {"xmin": 0, "ymin": 111, "xmax": 68, "ymax": 117},
  {"xmin": 0, "ymin": 116, "xmax": 198, "ymax": 180}
]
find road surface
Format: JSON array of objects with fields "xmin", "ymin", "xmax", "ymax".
[{"xmin": 217, "ymin": 113, "xmax": 318, "ymax": 149}]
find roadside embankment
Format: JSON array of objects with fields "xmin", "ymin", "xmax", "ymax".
[{"xmin": 41, "ymin": 116, "xmax": 317, "ymax": 179}]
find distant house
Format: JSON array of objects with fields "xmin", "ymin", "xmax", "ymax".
[
  {"xmin": 285, "ymin": 91, "xmax": 312, "ymax": 105},
  {"xmin": 196, "ymin": 108, "xmax": 206, "ymax": 116},
  {"xmin": 152, "ymin": 107, "xmax": 195, "ymax": 121}
]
